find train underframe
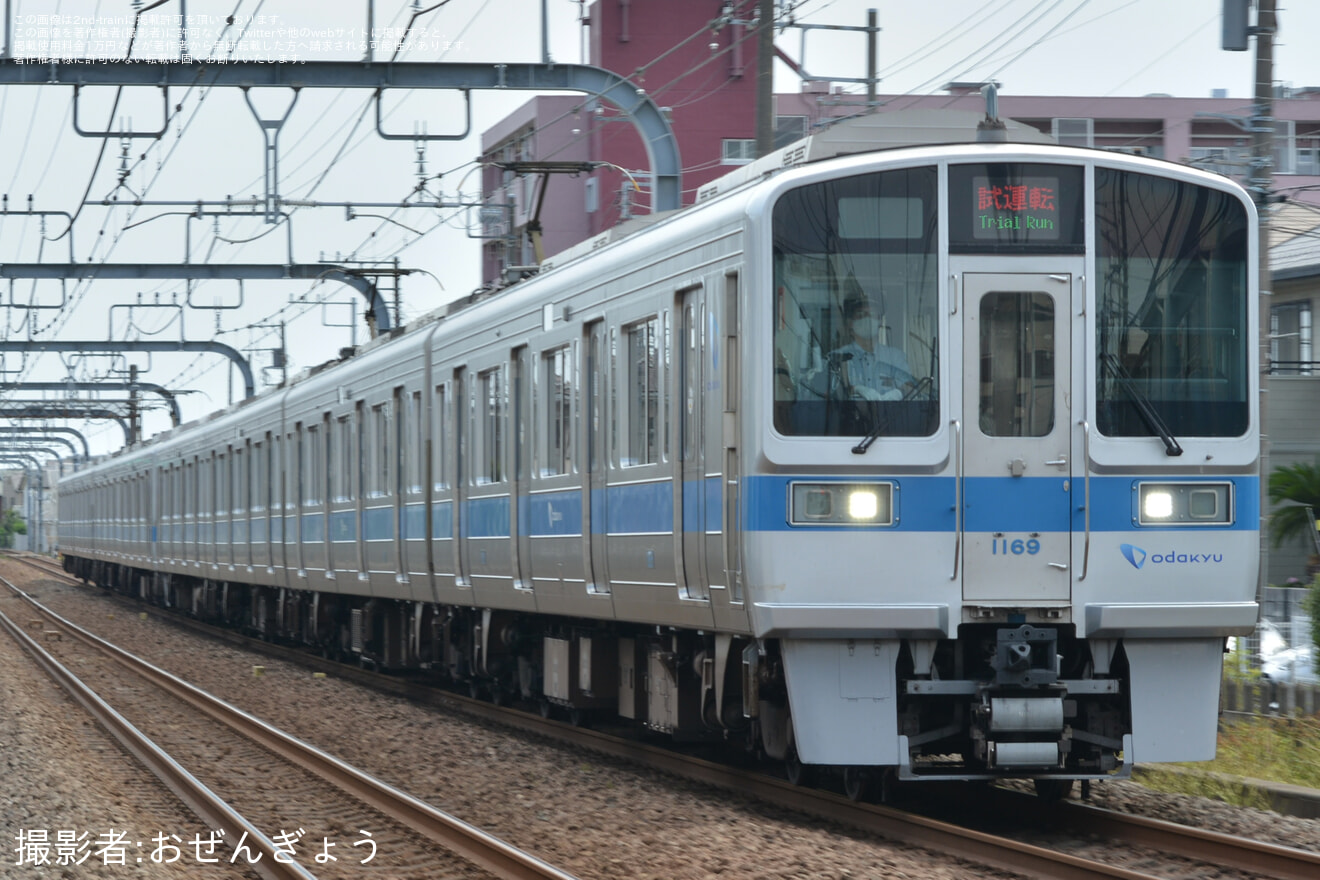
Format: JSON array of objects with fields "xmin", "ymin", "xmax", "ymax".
[
  {"xmin": 65, "ymin": 556, "xmax": 1132, "ymax": 797},
  {"xmin": 893, "ymin": 623, "xmax": 1130, "ymax": 787}
]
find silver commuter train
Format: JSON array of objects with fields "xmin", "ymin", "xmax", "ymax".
[{"xmin": 59, "ymin": 140, "xmax": 1260, "ymax": 794}]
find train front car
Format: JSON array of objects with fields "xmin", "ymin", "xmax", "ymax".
[{"xmin": 749, "ymin": 144, "xmax": 1259, "ymax": 790}]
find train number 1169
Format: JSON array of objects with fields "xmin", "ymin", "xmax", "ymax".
[{"xmin": 991, "ymin": 536, "xmax": 1041, "ymax": 555}]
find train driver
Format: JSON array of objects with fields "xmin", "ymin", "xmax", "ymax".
[{"xmin": 824, "ymin": 296, "xmax": 916, "ymax": 401}]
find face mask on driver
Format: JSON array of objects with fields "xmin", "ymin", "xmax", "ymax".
[{"xmin": 851, "ymin": 317, "xmax": 875, "ymax": 338}]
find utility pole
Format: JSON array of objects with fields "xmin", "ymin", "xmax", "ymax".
[
  {"xmin": 866, "ymin": 8, "xmax": 877, "ymax": 111},
  {"xmin": 1227, "ymin": 0, "xmax": 1276, "ymax": 603},
  {"xmin": 128, "ymin": 364, "xmax": 141, "ymax": 446},
  {"xmin": 1222, "ymin": 0, "xmax": 1275, "ymax": 609},
  {"xmin": 755, "ymin": 0, "xmax": 775, "ymax": 157},
  {"xmin": 1252, "ymin": 0, "xmax": 1275, "ymax": 604}
]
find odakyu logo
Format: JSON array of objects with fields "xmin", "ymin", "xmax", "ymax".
[
  {"xmin": 1119, "ymin": 543, "xmax": 1223, "ymax": 570},
  {"xmin": 1119, "ymin": 544, "xmax": 1146, "ymax": 569}
]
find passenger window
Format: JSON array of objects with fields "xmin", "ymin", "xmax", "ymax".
[
  {"xmin": 542, "ymin": 345, "xmax": 573, "ymax": 476},
  {"xmin": 587, "ymin": 332, "xmax": 601, "ymax": 472},
  {"xmin": 330, "ymin": 415, "xmax": 353, "ymax": 502},
  {"xmin": 406, "ymin": 390, "xmax": 423, "ymax": 495},
  {"xmin": 234, "ymin": 446, "xmax": 247, "ymax": 514},
  {"xmin": 433, "ymin": 384, "xmax": 448, "ymax": 491},
  {"xmin": 624, "ymin": 317, "xmax": 661, "ymax": 466},
  {"xmin": 303, "ymin": 424, "xmax": 323, "ymax": 505},
  {"xmin": 514, "ymin": 347, "xmax": 528, "ymax": 481},
  {"xmin": 479, "ymin": 367, "xmax": 505, "ymax": 483},
  {"xmin": 368, "ymin": 404, "xmax": 391, "ymax": 497},
  {"xmin": 251, "ymin": 442, "xmax": 264, "ymax": 512},
  {"xmin": 216, "ymin": 453, "xmax": 228, "ymax": 518}
]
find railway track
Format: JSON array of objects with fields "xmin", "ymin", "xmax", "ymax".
[
  {"xmin": 11, "ymin": 551, "xmax": 77, "ymax": 582},
  {"xmin": 0, "ymin": 569, "xmax": 579, "ymax": 880},
  {"xmin": 8, "ymin": 553, "xmax": 1318, "ymax": 880}
]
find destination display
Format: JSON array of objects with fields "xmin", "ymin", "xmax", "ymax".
[
  {"xmin": 973, "ymin": 176, "xmax": 1060, "ymax": 239},
  {"xmin": 948, "ymin": 163, "xmax": 1084, "ymax": 253}
]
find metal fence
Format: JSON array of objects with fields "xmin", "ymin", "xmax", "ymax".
[
  {"xmin": 1223, "ymin": 586, "xmax": 1317, "ymax": 716},
  {"xmin": 1222, "ymin": 676, "xmax": 1320, "ymax": 717}
]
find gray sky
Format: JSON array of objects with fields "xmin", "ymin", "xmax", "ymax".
[{"xmin": 0, "ymin": 0, "xmax": 1311, "ymax": 453}]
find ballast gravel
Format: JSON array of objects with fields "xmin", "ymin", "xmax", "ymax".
[{"xmin": 3, "ymin": 560, "xmax": 1318, "ymax": 880}]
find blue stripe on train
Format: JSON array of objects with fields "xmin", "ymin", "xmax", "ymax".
[
  {"xmin": 528, "ymin": 489, "xmax": 583, "ymax": 537},
  {"xmin": 286, "ymin": 475, "xmax": 1255, "ymax": 542},
  {"xmin": 742, "ymin": 474, "xmax": 1259, "ymax": 533}
]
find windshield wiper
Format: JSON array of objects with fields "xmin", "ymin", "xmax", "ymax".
[
  {"xmin": 1100, "ymin": 353, "xmax": 1183, "ymax": 456},
  {"xmin": 852, "ymin": 376, "xmax": 933, "ymax": 454}
]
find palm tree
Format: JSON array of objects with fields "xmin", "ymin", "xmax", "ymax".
[{"xmin": 1267, "ymin": 460, "xmax": 1320, "ymax": 549}]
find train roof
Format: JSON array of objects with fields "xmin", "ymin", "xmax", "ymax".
[
  {"xmin": 535, "ymin": 110, "xmax": 1056, "ymax": 275},
  {"xmin": 66, "ymin": 112, "xmax": 1248, "ymax": 475}
]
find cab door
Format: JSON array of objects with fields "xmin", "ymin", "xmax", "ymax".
[{"xmin": 960, "ymin": 273, "xmax": 1072, "ymax": 602}]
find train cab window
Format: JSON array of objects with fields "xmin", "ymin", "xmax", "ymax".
[
  {"xmin": 772, "ymin": 165, "xmax": 940, "ymax": 438},
  {"xmin": 624, "ymin": 317, "xmax": 662, "ymax": 466},
  {"xmin": 978, "ymin": 292, "xmax": 1055, "ymax": 437},
  {"xmin": 1095, "ymin": 169, "xmax": 1249, "ymax": 438},
  {"xmin": 542, "ymin": 345, "xmax": 574, "ymax": 476}
]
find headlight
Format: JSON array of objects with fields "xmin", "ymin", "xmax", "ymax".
[
  {"xmin": 1136, "ymin": 482, "xmax": 1233, "ymax": 526},
  {"xmin": 1143, "ymin": 490, "xmax": 1174, "ymax": 520},
  {"xmin": 790, "ymin": 482, "xmax": 893, "ymax": 526}
]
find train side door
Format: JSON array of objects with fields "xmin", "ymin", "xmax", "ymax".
[
  {"xmin": 960, "ymin": 273, "xmax": 1072, "ymax": 602},
  {"xmin": 454, "ymin": 368, "xmax": 471, "ymax": 589},
  {"xmin": 512, "ymin": 346, "xmax": 532, "ymax": 592},
  {"xmin": 678, "ymin": 288, "xmax": 710, "ymax": 601},
  {"xmin": 583, "ymin": 321, "xmax": 610, "ymax": 595}
]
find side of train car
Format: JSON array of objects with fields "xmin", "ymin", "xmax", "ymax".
[{"xmin": 59, "ymin": 142, "xmax": 1260, "ymax": 788}]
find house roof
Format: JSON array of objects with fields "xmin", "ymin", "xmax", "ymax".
[{"xmin": 1270, "ymin": 202, "xmax": 1320, "ymax": 280}]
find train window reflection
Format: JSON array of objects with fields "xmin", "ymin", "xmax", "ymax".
[
  {"xmin": 479, "ymin": 367, "xmax": 506, "ymax": 484},
  {"xmin": 624, "ymin": 317, "xmax": 662, "ymax": 466},
  {"xmin": 772, "ymin": 166, "xmax": 940, "ymax": 438},
  {"xmin": 1095, "ymin": 169, "xmax": 1249, "ymax": 438},
  {"xmin": 978, "ymin": 292, "xmax": 1055, "ymax": 437},
  {"xmin": 542, "ymin": 345, "xmax": 573, "ymax": 476}
]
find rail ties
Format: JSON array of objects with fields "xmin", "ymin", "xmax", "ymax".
[
  {"xmin": 986, "ymin": 781, "xmax": 1320, "ymax": 880},
  {"xmin": 0, "ymin": 574, "xmax": 581, "ymax": 880}
]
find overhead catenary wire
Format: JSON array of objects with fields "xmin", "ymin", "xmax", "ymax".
[{"xmin": 4, "ymin": 0, "xmax": 269, "ymax": 437}]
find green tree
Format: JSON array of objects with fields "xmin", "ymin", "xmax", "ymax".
[
  {"xmin": 0, "ymin": 508, "xmax": 26, "ymax": 548},
  {"xmin": 1267, "ymin": 460, "xmax": 1320, "ymax": 549},
  {"xmin": 1306, "ymin": 580, "xmax": 1320, "ymax": 658}
]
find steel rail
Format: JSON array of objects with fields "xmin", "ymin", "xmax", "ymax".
[
  {"xmin": 1, "ymin": 576, "xmax": 580, "ymax": 880},
  {"xmin": 25, "ymin": 558, "xmax": 1313, "ymax": 880},
  {"xmin": 443, "ymin": 696, "xmax": 1320, "ymax": 880},
  {"xmin": 16, "ymin": 568, "xmax": 1145, "ymax": 880},
  {"xmin": 1056, "ymin": 798, "xmax": 1320, "ymax": 880},
  {"xmin": 0, "ymin": 579, "xmax": 317, "ymax": 880}
]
